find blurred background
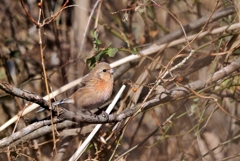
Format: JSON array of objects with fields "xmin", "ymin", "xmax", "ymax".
[{"xmin": 0, "ymin": 0, "xmax": 240, "ymax": 160}]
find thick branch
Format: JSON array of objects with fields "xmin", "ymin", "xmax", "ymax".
[
  {"xmin": 0, "ymin": 82, "xmax": 49, "ymax": 108},
  {"xmin": 0, "ymin": 57, "xmax": 240, "ymax": 149},
  {"xmin": 0, "ymin": 120, "xmax": 76, "ymax": 151},
  {"xmin": 1, "ymin": 57, "xmax": 240, "ymax": 124}
]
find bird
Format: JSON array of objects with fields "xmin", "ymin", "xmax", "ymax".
[{"xmin": 38, "ymin": 62, "xmax": 114, "ymax": 112}]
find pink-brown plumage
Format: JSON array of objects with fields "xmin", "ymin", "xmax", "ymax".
[{"xmin": 53, "ymin": 62, "xmax": 114, "ymax": 110}]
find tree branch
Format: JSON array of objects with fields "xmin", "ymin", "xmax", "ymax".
[{"xmin": 0, "ymin": 56, "xmax": 240, "ymax": 149}]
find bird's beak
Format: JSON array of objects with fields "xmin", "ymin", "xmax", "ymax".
[{"xmin": 110, "ymin": 68, "xmax": 114, "ymax": 74}]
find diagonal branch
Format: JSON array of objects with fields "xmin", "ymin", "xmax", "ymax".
[
  {"xmin": 0, "ymin": 56, "xmax": 240, "ymax": 150},
  {"xmin": 0, "ymin": 82, "xmax": 49, "ymax": 108}
]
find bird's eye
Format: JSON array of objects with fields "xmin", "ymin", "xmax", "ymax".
[{"xmin": 103, "ymin": 69, "xmax": 107, "ymax": 72}]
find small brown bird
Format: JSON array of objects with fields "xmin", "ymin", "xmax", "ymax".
[{"xmin": 39, "ymin": 62, "xmax": 114, "ymax": 112}]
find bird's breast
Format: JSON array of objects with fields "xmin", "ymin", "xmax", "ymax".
[{"xmin": 94, "ymin": 80, "xmax": 113, "ymax": 101}]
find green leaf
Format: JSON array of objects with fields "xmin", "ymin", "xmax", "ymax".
[
  {"xmin": 90, "ymin": 29, "xmax": 98, "ymax": 39},
  {"xmin": 86, "ymin": 57, "xmax": 96, "ymax": 69},
  {"xmin": 93, "ymin": 46, "xmax": 98, "ymax": 52},
  {"xmin": 90, "ymin": 30, "xmax": 95, "ymax": 38},
  {"xmin": 107, "ymin": 48, "xmax": 118, "ymax": 57},
  {"xmin": 87, "ymin": 29, "xmax": 117, "ymax": 67},
  {"xmin": 95, "ymin": 50, "xmax": 105, "ymax": 62},
  {"xmin": 132, "ymin": 48, "xmax": 138, "ymax": 55},
  {"xmin": 96, "ymin": 39, "xmax": 102, "ymax": 45}
]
